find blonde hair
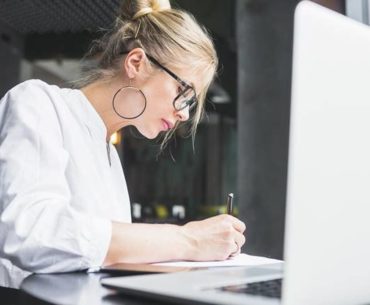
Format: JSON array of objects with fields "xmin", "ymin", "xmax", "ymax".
[{"xmin": 83, "ymin": 0, "xmax": 218, "ymax": 148}]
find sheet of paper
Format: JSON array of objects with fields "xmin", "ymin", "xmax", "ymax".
[{"xmin": 152, "ymin": 253, "xmax": 282, "ymax": 268}]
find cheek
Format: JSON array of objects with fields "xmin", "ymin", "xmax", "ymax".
[{"xmin": 143, "ymin": 79, "xmax": 175, "ymax": 113}]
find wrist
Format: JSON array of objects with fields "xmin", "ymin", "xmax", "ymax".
[{"xmin": 178, "ymin": 222, "xmax": 199, "ymax": 261}]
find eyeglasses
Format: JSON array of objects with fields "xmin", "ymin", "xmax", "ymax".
[
  {"xmin": 120, "ymin": 51, "xmax": 198, "ymax": 111},
  {"xmin": 146, "ymin": 55, "xmax": 198, "ymax": 112}
]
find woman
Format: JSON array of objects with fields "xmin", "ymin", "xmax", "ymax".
[{"xmin": 0, "ymin": 0, "xmax": 246, "ymax": 273}]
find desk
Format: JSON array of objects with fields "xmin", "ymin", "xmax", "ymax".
[{"xmin": 0, "ymin": 272, "xmax": 178, "ymax": 305}]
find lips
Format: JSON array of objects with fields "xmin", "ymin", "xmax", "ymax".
[{"xmin": 162, "ymin": 119, "xmax": 173, "ymax": 130}]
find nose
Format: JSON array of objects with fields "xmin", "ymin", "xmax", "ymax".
[{"xmin": 175, "ymin": 106, "xmax": 190, "ymax": 122}]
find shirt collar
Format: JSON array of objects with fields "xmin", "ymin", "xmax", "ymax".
[{"xmin": 75, "ymin": 89, "xmax": 108, "ymax": 143}]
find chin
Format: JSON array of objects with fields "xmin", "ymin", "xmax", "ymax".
[{"xmin": 136, "ymin": 126, "xmax": 159, "ymax": 140}]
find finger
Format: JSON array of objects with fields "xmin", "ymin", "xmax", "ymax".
[
  {"xmin": 229, "ymin": 241, "xmax": 240, "ymax": 257},
  {"xmin": 218, "ymin": 214, "xmax": 246, "ymax": 233},
  {"xmin": 229, "ymin": 248, "xmax": 241, "ymax": 257},
  {"xmin": 230, "ymin": 216, "xmax": 246, "ymax": 233},
  {"xmin": 234, "ymin": 232, "xmax": 246, "ymax": 250},
  {"xmin": 228, "ymin": 231, "xmax": 244, "ymax": 256}
]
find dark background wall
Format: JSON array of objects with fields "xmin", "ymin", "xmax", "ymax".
[
  {"xmin": 236, "ymin": 0, "xmax": 297, "ymax": 259},
  {"xmin": 236, "ymin": 0, "xmax": 345, "ymax": 259},
  {"xmin": 0, "ymin": 21, "xmax": 22, "ymax": 97}
]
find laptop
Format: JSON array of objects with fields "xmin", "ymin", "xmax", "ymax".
[{"xmin": 101, "ymin": 2, "xmax": 370, "ymax": 304}]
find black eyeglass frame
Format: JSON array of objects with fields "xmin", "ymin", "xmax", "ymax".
[{"xmin": 120, "ymin": 51, "xmax": 198, "ymax": 111}]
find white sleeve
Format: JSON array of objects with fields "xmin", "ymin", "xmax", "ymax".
[{"xmin": 0, "ymin": 81, "xmax": 112, "ymax": 273}]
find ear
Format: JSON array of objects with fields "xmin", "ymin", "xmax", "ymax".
[{"xmin": 123, "ymin": 48, "xmax": 147, "ymax": 79}]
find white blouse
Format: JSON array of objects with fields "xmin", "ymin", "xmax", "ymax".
[{"xmin": 0, "ymin": 79, "xmax": 131, "ymax": 273}]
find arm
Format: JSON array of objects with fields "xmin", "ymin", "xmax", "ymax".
[
  {"xmin": 104, "ymin": 214, "xmax": 246, "ymax": 265},
  {"xmin": 0, "ymin": 81, "xmax": 111, "ymax": 273}
]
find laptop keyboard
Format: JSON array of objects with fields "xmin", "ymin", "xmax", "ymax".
[{"xmin": 218, "ymin": 278, "xmax": 282, "ymax": 299}]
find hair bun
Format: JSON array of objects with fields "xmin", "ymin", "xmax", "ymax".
[
  {"xmin": 120, "ymin": 0, "xmax": 171, "ymax": 21},
  {"xmin": 133, "ymin": 6, "xmax": 153, "ymax": 20}
]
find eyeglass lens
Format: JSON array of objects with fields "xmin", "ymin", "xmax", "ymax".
[{"xmin": 174, "ymin": 87, "xmax": 197, "ymax": 110}]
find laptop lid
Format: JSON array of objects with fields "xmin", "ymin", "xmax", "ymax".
[{"xmin": 283, "ymin": 1, "xmax": 370, "ymax": 305}]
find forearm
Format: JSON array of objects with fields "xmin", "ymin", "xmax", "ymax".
[
  {"xmin": 103, "ymin": 215, "xmax": 246, "ymax": 266},
  {"xmin": 103, "ymin": 221, "xmax": 194, "ymax": 265}
]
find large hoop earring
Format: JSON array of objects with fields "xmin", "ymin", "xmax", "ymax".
[{"xmin": 112, "ymin": 81, "xmax": 147, "ymax": 120}]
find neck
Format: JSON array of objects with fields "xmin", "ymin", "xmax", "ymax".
[{"xmin": 81, "ymin": 79, "xmax": 130, "ymax": 142}]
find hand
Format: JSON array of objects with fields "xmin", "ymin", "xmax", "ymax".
[{"xmin": 180, "ymin": 214, "xmax": 246, "ymax": 261}]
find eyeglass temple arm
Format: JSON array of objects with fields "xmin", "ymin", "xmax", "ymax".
[
  {"xmin": 120, "ymin": 50, "xmax": 193, "ymax": 90},
  {"xmin": 146, "ymin": 55, "xmax": 190, "ymax": 88}
]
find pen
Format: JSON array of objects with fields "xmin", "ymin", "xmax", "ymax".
[{"xmin": 226, "ymin": 193, "xmax": 234, "ymax": 215}]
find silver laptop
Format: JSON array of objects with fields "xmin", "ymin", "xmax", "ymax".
[{"xmin": 101, "ymin": 2, "xmax": 370, "ymax": 304}]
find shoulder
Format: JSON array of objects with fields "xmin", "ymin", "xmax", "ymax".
[
  {"xmin": 3, "ymin": 79, "xmax": 60, "ymax": 102},
  {"xmin": 1, "ymin": 79, "xmax": 64, "ymax": 118},
  {"xmin": 0, "ymin": 80, "xmax": 71, "ymax": 137}
]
